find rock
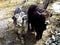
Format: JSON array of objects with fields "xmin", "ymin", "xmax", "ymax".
[
  {"xmin": 45, "ymin": 38, "xmax": 52, "ymax": 45},
  {"xmin": 51, "ymin": 35, "xmax": 55, "ymax": 41},
  {"xmin": 0, "ymin": 18, "xmax": 14, "ymax": 38},
  {"xmin": 55, "ymin": 36, "xmax": 60, "ymax": 41},
  {"xmin": 57, "ymin": 40, "xmax": 60, "ymax": 43},
  {"xmin": 51, "ymin": 43, "xmax": 56, "ymax": 45},
  {"xmin": 57, "ymin": 43, "xmax": 60, "ymax": 45},
  {"xmin": 5, "ymin": 40, "xmax": 14, "ymax": 45},
  {"xmin": 0, "ymin": 42, "xmax": 3, "ymax": 45},
  {"xmin": 44, "ymin": 11, "xmax": 60, "ymax": 45},
  {"xmin": 3, "ymin": 30, "xmax": 17, "ymax": 41}
]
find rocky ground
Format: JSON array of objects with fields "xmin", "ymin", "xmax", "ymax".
[
  {"xmin": 44, "ymin": 15, "xmax": 60, "ymax": 45},
  {"xmin": 0, "ymin": 0, "xmax": 60, "ymax": 45}
]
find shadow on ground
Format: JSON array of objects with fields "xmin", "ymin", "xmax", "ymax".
[{"xmin": 24, "ymin": 32, "xmax": 39, "ymax": 45}]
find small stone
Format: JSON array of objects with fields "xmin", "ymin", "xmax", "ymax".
[
  {"xmin": 50, "ymin": 31, "xmax": 55, "ymax": 34},
  {"xmin": 58, "ymin": 40, "xmax": 60, "ymax": 43},
  {"xmin": 6, "ymin": 40, "xmax": 14, "ymax": 45},
  {"xmin": 56, "ymin": 33, "xmax": 60, "ymax": 36},
  {"xmin": 55, "ymin": 42, "xmax": 58, "ymax": 44},
  {"xmin": 0, "ymin": 42, "xmax": 3, "ymax": 45},
  {"xmin": 55, "ymin": 36, "xmax": 59, "ymax": 41},
  {"xmin": 55, "ymin": 31, "xmax": 58, "ymax": 34},
  {"xmin": 45, "ymin": 38, "xmax": 52, "ymax": 45},
  {"xmin": 57, "ymin": 43, "xmax": 60, "ymax": 45},
  {"xmin": 51, "ymin": 43, "xmax": 56, "ymax": 45},
  {"xmin": 51, "ymin": 35, "xmax": 55, "ymax": 41}
]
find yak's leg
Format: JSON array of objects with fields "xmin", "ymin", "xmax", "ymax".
[{"xmin": 35, "ymin": 27, "xmax": 43, "ymax": 40}]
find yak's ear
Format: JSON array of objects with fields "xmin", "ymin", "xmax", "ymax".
[
  {"xmin": 12, "ymin": 16, "xmax": 15, "ymax": 19},
  {"xmin": 12, "ymin": 16, "xmax": 17, "ymax": 20}
]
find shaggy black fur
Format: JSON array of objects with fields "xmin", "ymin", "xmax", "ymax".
[{"xmin": 28, "ymin": 5, "xmax": 46, "ymax": 40}]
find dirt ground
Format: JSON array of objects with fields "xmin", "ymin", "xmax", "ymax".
[{"xmin": 24, "ymin": 32, "xmax": 44, "ymax": 45}]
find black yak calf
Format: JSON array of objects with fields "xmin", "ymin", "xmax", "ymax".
[{"xmin": 28, "ymin": 5, "xmax": 47, "ymax": 40}]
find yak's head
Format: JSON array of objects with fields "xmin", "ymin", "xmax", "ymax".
[{"xmin": 16, "ymin": 12, "xmax": 27, "ymax": 27}]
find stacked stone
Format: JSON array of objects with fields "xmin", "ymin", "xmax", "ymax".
[{"xmin": 44, "ymin": 14, "xmax": 60, "ymax": 45}]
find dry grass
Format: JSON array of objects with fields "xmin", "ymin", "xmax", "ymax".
[
  {"xmin": 0, "ymin": 0, "xmax": 23, "ymax": 9},
  {"xmin": 22, "ymin": 2, "xmax": 37, "ymax": 12}
]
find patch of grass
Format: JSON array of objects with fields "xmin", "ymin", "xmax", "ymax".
[
  {"xmin": 22, "ymin": 2, "xmax": 37, "ymax": 12},
  {"xmin": 0, "ymin": 0, "xmax": 23, "ymax": 9}
]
